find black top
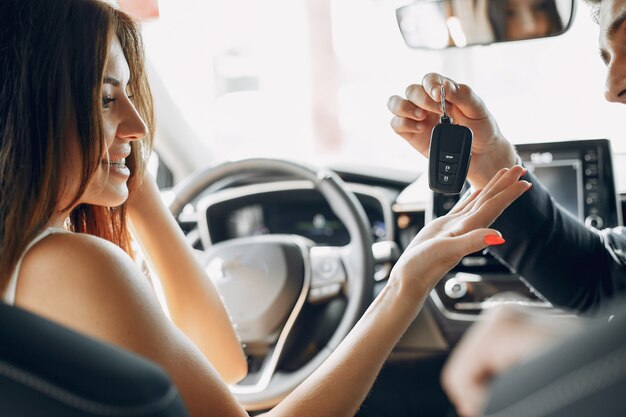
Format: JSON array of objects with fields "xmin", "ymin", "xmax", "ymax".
[{"xmin": 489, "ymin": 170, "xmax": 626, "ymax": 314}]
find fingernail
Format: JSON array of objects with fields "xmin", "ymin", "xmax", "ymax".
[
  {"xmin": 431, "ymin": 88, "xmax": 439, "ymax": 100},
  {"xmin": 521, "ymin": 168, "xmax": 527, "ymax": 176},
  {"xmin": 484, "ymin": 235, "xmax": 506, "ymax": 245},
  {"xmin": 415, "ymin": 108, "xmax": 424, "ymax": 118}
]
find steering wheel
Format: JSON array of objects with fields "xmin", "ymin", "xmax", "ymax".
[{"xmin": 169, "ymin": 158, "xmax": 374, "ymax": 410}]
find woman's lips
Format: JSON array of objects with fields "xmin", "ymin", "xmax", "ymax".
[{"xmin": 101, "ymin": 158, "xmax": 130, "ymax": 176}]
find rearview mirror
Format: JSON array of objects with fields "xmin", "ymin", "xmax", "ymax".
[{"xmin": 396, "ymin": 0, "xmax": 576, "ymax": 49}]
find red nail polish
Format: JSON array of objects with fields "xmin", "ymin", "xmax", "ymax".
[{"xmin": 484, "ymin": 235, "xmax": 506, "ymax": 245}]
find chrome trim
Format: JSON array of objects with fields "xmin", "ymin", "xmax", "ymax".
[
  {"xmin": 454, "ymin": 300, "xmax": 553, "ymax": 310},
  {"xmin": 230, "ymin": 236, "xmax": 312, "ymax": 395},
  {"xmin": 429, "ymin": 290, "xmax": 479, "ymax": 322},
  {"xmin": 430, "ymin": 287, "xmax": 555, "ymax": 322}
]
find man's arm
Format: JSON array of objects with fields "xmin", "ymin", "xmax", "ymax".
[
  {"xmin": 489, "ymin": 169, "xmax": 626, "ymax": 313},
  {"xmin": 388, "ymin": 73, "xmax": 626, "ymax": 313}
]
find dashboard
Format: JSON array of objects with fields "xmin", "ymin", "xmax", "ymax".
[
  {"xmin": 428, "ymin": 139, "xmax": 621, "ymax": 329},
  {"xmin": 180, "ymin": 139, "xmax": 623, "ymax": 355},
  {"xmin": 196, "ymin": 181, "xmax": 395, "ymax": 249}
]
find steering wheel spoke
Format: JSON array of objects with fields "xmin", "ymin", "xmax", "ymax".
[{"xmin": 232, "ymin": 238, "xmax": 311, "ymax": 395}]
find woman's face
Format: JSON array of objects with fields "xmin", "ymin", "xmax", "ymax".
[
  {"xmin": 504, "ymin": 0, "xmax": 555, "ymax": 40},
  {"xmin": 77, "ymin": 35, "xmax": 148, "ymax": 208}
]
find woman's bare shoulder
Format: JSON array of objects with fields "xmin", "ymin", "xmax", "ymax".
[
  {"xmin": 19, "ymin": 231, "xmax": 139, "ymax": 293},
  {"xmin": 16, "ymin": 231, "xmax": 159, "ymax": 344},
  {"xmin": 14, "ymin": 231, "xmax": 238, "ymax": 414}
]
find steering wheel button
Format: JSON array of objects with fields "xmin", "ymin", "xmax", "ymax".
[
  {"xmin": 308, "ymin": 284, "xmax": 341, "ymax": 303},
  {"xmin": 311, "ymin": 253, "xmax": 346, "ymax": 287},
  {"xmin": 320, "ymin": 258, "xmax": 338, "ymax": 277}
]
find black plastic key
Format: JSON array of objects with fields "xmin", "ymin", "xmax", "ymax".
[{"xmin": 428, "ymin": 86, "xmax": 473, "ymax": 194}]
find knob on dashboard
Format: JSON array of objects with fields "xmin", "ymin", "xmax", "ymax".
[
  {"xmin": 584, "ymin": 214, "xmax": 604, "ymax": 229},
  {"xmin": 444, "ymin": 278, "xmax": 468, "ymax": 299}
]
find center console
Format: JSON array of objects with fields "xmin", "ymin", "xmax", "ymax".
[{"xmin": 429, "ymin": 139, "xmax": 622, "ymax": 321}]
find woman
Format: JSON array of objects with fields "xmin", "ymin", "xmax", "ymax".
[
  {"xmin": 0, "ymin": 0, "xmax": 531, "ymax": 416},
  {"xmin": 488, "ymin": 0, "xmax": 564, "ymax": 41}
]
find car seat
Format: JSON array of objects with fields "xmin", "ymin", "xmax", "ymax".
[{"xmin": 0, "ymin": 302, "xmax": 189, "ymax": 416}]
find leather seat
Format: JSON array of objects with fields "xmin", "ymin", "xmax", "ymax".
[{"xmin": 0, "ymin": 302, "xmax": 189, "ymax": 416}]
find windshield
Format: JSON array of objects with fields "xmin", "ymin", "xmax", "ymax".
[{"xmin": 142, "ymin": 0, "xmax": 624, "ymax": 176}]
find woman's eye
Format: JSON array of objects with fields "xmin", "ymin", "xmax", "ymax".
[{"xmin": 102, "ymin": 95, "xmax": 116, "ymax": 109}]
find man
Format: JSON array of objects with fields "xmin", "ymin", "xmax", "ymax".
[{"xmin": 388, "ymin": 0, "xmax": 626, "ymax": 415}]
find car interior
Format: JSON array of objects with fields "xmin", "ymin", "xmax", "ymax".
[{"xmin": 2, "ymin": 0, "xmax": 625, "ymax": 415}]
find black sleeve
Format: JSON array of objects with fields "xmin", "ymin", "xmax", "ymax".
[{"xmin": 488, "ymin": 170, "xmax": 626, "ymax": 314}]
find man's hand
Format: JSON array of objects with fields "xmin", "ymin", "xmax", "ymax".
[
  {"xmin": 387, "ymin": 73, "xmax": 518, "ymax": 189},
  {"xmin": 441, "ymin": 305, "xmax": 583, "ymax": 417}
]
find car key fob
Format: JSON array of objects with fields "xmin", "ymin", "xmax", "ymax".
[{"xmin": 428, "ymin": 86, "xmax": 473, "ymax": 194}]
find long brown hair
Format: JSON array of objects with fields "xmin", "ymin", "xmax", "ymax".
[{"xmin": 0, "ymin": 0, "xmax": 154, "ymax": 294}]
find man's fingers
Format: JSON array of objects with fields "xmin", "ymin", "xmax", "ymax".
[
  {"xmin": 390, "ymin": 116, "xmax": 425, "ymax": 134},
  {"xmin": 422, "ymin": 72, "xmax": 458, "ymax": 101},
  {"xmin": 387, "ymin": 95, "xmax": 429, "ymax": 121},
  {"xmin": 421, "ymin": 73, "xmax": 490, "ymax": 120},
  {"xmin": 405, "ymin": 83, "xmax": 442, "ymax": 114}
]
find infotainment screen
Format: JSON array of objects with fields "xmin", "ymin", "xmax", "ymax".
[
  {"xmin": 526, "ymin": 157, "xmax": 583, "ymax": 220},
  {"xmin": 517, "ymin": 139, "xmax": 620, "ymax": 230},
  {"xmin": 433, "ymin": 139, "xmax": 620, "ymax": 231}
]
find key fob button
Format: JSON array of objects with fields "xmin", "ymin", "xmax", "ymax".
[
  {"xmin": 429, "ymin": 120, "xmax": 473, "ymax": 194},
  {"xmin": 439, "ymin": 162, "xmax": 457, "ymax": 174},
  {"xmin": 439, "ymin": 152, "xmax": 461, "ymax": 163},
  {"xmin": 439, "ymin": 173, "xmax": 455, "ymax": 185}
]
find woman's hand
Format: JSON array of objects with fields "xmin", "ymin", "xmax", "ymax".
[
  {"xmin": 126, "ymin": 168, "xmax": 162, "ymax": 217},
  {"xmin": 387, "ymin": 73, "xmax": 519, "ymax": 189},
  {"xmin": 390, "ymin": 165, "xmax": 531, "ymax": 297},
  {"xmin": 125, "ymin": 169, "xmax": 248, "ymax": 384}
]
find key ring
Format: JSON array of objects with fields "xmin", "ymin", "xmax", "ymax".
[
  {"xmin": 440, "ymin": 85, "xmax": 451, "ymax": 123},
  {"xmin": 441, "ymin": 85, "xmax": 447, "ymax": 117}
]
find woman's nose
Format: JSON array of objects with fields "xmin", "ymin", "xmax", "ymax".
[{"xmin": 118, "ymin": 100, "xmax": 148, "ymax": 141}]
